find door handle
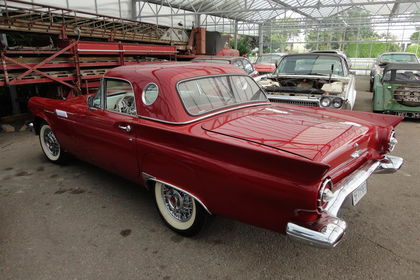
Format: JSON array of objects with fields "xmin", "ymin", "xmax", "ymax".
[{"xmin": 118, "ymin": 124, "xmax": 131, "ymax": 133}]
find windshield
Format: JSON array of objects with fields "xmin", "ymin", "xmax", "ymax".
[
  {"xmin": 193, "ymin": 59, "xmax": 230, "ymax": 64},
  {"xmin": 275, "ymin": 55, "xmax": 344, "ymax": 76},
  {"xmin": 383, "ymin": 69, "xmax": 420, "ymax": 83},
  {"xmin": 256, "ymin": 55, "xmax": 282, "ymax": 64},
  {"xmin": 380, "ymin": 54, "xmax": 418, "ymax": 63},
  {"xmin": 177, "ymin": 75, "xmax": 267, "ymax": 116}
]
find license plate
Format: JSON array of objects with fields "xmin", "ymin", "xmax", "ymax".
[{"xmin": 352, "ymin": 181, "xmax": 367, "ymax": 206}]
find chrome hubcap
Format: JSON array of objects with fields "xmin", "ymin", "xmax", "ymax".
[
  {"xmin": 43, "ymin": 128, "xmax": 59, "ymax": 156},
  {"xmin": 161, "ymin": 185, "xmax": 193, "ymax": 222}
]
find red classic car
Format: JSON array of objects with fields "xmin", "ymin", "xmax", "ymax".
[
  {"xmin": 191, "ymin": 56, "xmax": 259, "ymax": 78},
  {"xmin": 28, "ymin": 62, "xmax": 403, "ymax": 248},
  {"xmin": 254, "ymin": 53, "xmax": 287, "ymax": 74}
]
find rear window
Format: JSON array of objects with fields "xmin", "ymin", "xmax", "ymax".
[
  {"xmin": 380, "ymin": 54, "xmax": 418, "ymax": 63},
  {"xmin": 177, "ymin": 75, "xmax": 267, "ymax": 116},
  {"xmin": 276, "ymin": 55, "xmax": 344, "ymax": 76},
  {"xmin": 383, "ymin": 69, "xmax": 420, "ymax": 83}
]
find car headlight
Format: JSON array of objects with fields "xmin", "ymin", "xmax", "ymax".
[
  {"xmin": 388, "ymin": 130, "xmax": 397, "ymax": 152},
  {"xmin": 320, "ymin": 96, "xmax": 331, "ymax": 107},
  {"xmin": 332, "ymin": 97, "xmax": 343, "ymax": 109}
]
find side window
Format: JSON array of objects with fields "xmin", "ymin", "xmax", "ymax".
[
  {"xmin": 105, "ymin": 79, "xmax": 136, "ymax": 115},
  {"xmin": 242, "ymin": 59, "xmax": 254, "ymax": 74},
  {"xmin": 233, "ymin": 59, "xmax": 244, "ymax": 70}
]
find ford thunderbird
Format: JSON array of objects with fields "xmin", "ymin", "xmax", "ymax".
[{"xmin": 28, "ymin": 62, "xmax": 403, "ymax": 248}]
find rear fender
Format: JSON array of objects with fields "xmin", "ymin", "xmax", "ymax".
[{"xmin": 140, "ymin": 153, "xmax": 210, "ymax": 213}]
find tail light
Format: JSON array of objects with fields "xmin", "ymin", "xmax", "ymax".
[
  {"xmin": 388, "ymin": 130, "xmax": 397, "ymax": 152},
  {"xmin": 318, "ymin": 178, "xmax": 334, "ymax": 211}
]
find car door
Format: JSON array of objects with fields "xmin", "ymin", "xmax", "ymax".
[{"xmin": 73, "ymin": 78, "xmax": 140, "ymax": 182}]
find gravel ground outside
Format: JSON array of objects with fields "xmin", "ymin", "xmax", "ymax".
[{"xmin": 0, "ymin": 76, "xmax": 419, "ymax": 280}]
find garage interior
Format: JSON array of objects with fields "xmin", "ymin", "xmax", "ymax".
[{"xmin": 1, "ymin": 0, "xmax": 420, "ymax": 279}]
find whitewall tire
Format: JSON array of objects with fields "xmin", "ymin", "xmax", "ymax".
[
  {"xmin": 154, "ymin": 182, "xmax": 207, "ymax": 236},
  {"xmin": 39, "ymin": 123, "xmax": 65, "ymax": 163}
]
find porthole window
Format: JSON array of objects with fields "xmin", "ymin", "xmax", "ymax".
[{"xmin": 142, "ymin": 83, "xmax": 159, "ymax": 105}]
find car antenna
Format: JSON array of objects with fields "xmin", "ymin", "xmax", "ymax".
[{"xmin": 329, "ymin": 64, "xmax": 334, "ymax": 83}]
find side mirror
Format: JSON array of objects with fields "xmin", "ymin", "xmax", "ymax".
[
  {"xmin": 87, "ymin": 96, "xmax": 97, "ymax": 110},
  {"xmin": 379, "ymin": 62, "xmax": 388, "ymax": 67}
]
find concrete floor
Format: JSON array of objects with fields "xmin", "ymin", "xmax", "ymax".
[{"xmin": 0, "ymin": 76, "xmax": 419, "ymax": 280}]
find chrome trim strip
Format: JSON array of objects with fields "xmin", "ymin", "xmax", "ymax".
[
  {"xmin": 43, "ymin": 109, "xmax": 54, "ymax": 114},
  {"xmin": 141, "ymin": 172, "xmax": 211, "ymax": 214},
  {"xmin": 137, "ymin": 102, "xmax": 271, "ymax": 125},
  {"xmin": 267, "ymin": 74, "xmax": 350, "ymax": 81},
  {"xmin": 268, "ymin": 95, "xmax": 320, "ymax": 103},
  {"xmin": 287, "ymin": 154, "xmax": 403, "ymax": 248}
]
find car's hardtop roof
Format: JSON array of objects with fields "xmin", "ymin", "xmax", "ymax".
[
  {"xmin": 282, "ymin": 53, "xmax": 343, "ymax": 59},
  {"xmin": 105, "ymin": 62, "xmax": 246, "ymax": 81},
  {"xmin": 380, "ymin": 52, "xmax": 418, "ymax": 56},
  {"xmin": 311, "ymin": 50, "xmax": 343, "ymax": 54},
  {"xmin": 259, "ymin": 53, "xmax": 287, "ymax": 56},
  {"xmin": 384, "ymin": 63, "xmax": 420, "ymax": 71},
  {"xmin": 192, "ymin": 56, "xmax": 240, "ymax": 61}
]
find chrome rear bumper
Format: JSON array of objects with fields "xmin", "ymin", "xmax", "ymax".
[{"xmin": 286, "ymin": 154, "xmax": 403, "ymax": 248}]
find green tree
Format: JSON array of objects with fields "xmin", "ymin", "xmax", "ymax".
[
  {"xmin": 407, "ymin": 44, "xmax": 420, "ymax": 56},
  {"xmin": 410, "ymin": 31, "xmax": 420, "ymax": 43},
  {"xmin": 346, "ymin": 42, "xmax": 401, "ymax": 58},
  {"xmin": 264, "ymin": 18, "xmax": 300, "ymax": 52},
  {"xmin": 230, "ymin": 36, "xmax": 251, "ymax": 56},
  {"xmin": 304, "ymin": 8, "xmax": 377, "ymax": 52}
]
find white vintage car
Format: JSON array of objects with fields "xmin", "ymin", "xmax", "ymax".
[{"xmin": 256, "ymin": 53, "xmax": 357, "ymax": 110}]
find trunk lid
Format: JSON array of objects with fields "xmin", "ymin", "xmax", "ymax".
[{"xmin": 201, "ymin": 104, "xmax": 376, "ymax": 168}]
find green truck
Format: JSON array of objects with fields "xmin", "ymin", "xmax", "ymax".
[{"xmin": 372, "ymin": 63, "xmax": 420, "ymax": 118}]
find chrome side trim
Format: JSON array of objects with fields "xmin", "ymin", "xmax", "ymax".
[
  {"xmin": 141, "ymin": 172, "xmax": 211, "ymax": 214},
  {"xmin": 286, "ymin": 154, "xmax": 403, "ymax": 248},
  {"xmin": 137, "ymin": 102, "xmax": 271, "ymax": 125}
]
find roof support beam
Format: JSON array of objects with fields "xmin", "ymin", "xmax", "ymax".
[
  {"xmin": 133, "ymin": 0, "xmax": 418, "ymax": 21},
  {"xmin": 269, "ymin": 0, "xmax": 318, "ymax": 21}
]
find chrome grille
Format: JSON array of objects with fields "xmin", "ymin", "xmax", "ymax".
[{"xmin": 269, "ymin": 98, "xmax": 320, "ymax": 107}]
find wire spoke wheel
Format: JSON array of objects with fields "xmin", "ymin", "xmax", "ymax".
[
  {"xmin": 161, "ymin": 184, "xmax": 194, "ymax": 222},
  {"xmin": 39, "ymin": 123, "xmax": 64, "ymax": 162},
  {"xmin": 154, "ymin": 182, "xmax": 208, "ymax": 236}
]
